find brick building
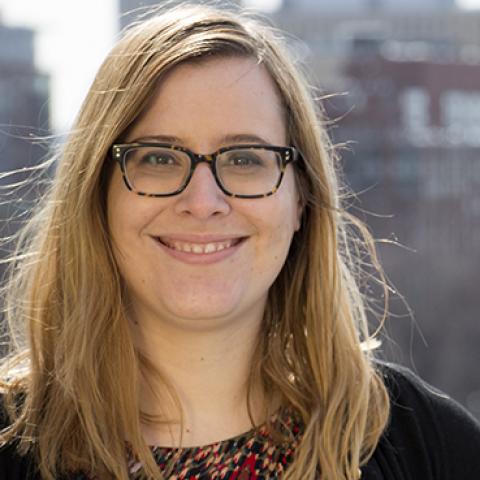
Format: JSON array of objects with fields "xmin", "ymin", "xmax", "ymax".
[{"xmin": 324, "ymin": 39, "xmax": 480, "ymax": 418}]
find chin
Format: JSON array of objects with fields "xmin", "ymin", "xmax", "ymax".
[
  {"xmin": 164, "ymin": 302, "xmax": 240, "ymax": 325},
  {"xmin": 131, "ymin": 285, "xmax": 266, "ymax": 330}
]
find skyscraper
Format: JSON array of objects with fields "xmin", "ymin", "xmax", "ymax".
[
  {"xmin": 0, "ymin": 20, "xmax": 50, "ymax": 305},
  {"xmin": 0, "ymin": 23, "xmax": 50, "ymax": 175}
]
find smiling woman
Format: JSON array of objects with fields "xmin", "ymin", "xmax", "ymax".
[{"xmin": 1, "ymin": 3, "xmax": 480, "ymax": 480}]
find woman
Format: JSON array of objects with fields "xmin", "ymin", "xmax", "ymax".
[{"xmin": 1, "ymin": 3, "xmax": 479, "ymax": 479}]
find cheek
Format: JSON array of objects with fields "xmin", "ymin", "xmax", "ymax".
[
  {"xmin": 253, "ymin": 202, "xmax": 298, "ymax": 262},
  {"xmin": 107, "ymin": 177, "xmax": 150, "ymax": 253},
  {"xmin": 107, "ymin": 172, "xmax": 159, "ymax": 236}
]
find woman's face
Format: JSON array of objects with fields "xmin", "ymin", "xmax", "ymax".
[{"xmin": 107, "ymin": 56, "xmax": 302, "ymax": 331}]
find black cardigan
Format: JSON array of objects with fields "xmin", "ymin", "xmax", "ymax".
[
  {"xmin": 363, "ymin": 363, "xmax": 480, "ymax": 479},
  {"xmin": 1, "ymin": 363, "xmax": 480, "ymax": 479}
]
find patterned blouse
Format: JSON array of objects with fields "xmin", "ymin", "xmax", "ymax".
[{"xmin": 127, "ymin": 411, "xmax": 303, "ymax": 480}]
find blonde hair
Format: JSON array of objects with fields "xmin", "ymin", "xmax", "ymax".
[{"xmin": 0, "ymin": 3, "xmax": 390, "ymax": 479}]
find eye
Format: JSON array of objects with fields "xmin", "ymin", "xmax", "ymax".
[
  {"xmin": 226, "ymin": 151, "xmax": 264, "ymax": 167},
  {"xmin": 140, "ymin": 151, "xmax": 178, "ymax": 166}
]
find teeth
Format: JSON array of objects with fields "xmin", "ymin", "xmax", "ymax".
[
  {"xmin": 204, "ymin": 243, "xmax": 216, "ymax": 254},
  {"xmin": 193, "ymin": 244, "xmax": 203, "ymax": 254},
  {"xmin": 163, "ymin": 239, "xmax": 236, "ymax": 254},
  {"xmin": 177, "ymin": 242, "xmax": 191, "ymax": 253}
]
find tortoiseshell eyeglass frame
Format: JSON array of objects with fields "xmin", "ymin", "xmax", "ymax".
[{"xmin": 111, "ymin": 142, "xmax": 299, "ymax": 199}]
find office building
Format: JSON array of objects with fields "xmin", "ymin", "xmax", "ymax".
[
  {"xmin": 0, "ymin": 21, "xmax": 50, "ymax": 291},
  {"xmin": 0, "ymin": 23, "xmax": 50, "ymax": 175}
]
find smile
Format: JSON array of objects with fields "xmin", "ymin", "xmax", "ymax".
[{"xmin": 157, "ymin": 237, "xmax": 244, "ymax": 255}]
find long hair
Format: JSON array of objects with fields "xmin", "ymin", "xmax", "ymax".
[{"xmin": 0, "ymin": 3, "xmax": 390, "ymax": 479}]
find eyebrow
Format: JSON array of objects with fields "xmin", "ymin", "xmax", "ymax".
[{"xmin": 129, "ymin": 133, "xmax": 272, "ymax": 146}]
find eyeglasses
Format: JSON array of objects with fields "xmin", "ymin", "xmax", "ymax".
[{"xmin": 111, "ymin": 143, "xmax": 299, "ymax": 198}]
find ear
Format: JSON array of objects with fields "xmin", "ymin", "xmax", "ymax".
[{"xmin": 294, "ymin": 196, "xmax": 304, "ymax": 232}]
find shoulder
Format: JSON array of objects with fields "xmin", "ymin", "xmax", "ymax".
[
  {"xmin": 373, "ymin": 361, "xmax": 480, "ymax": 479},
  {"xmin": 379, "ymin": 361, "xmax": 480, "ymax": 436}
]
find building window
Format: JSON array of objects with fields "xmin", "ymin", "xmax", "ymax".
[
  {"xmin": 401, "ymin": 87, "xmax": 430, "ymax": 145},
  {"xmin": 441, "ymin": 90, "xmax": 480, "ymax": 146}
]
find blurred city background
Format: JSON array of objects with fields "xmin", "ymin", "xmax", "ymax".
[{"xmin": 0, "ymin": 0, "xmax": 479, "ymax": 420}]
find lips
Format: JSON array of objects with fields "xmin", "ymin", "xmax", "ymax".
[{"xmin": 156, "ymin": 236, "xmax": 245, "ymax": 255}]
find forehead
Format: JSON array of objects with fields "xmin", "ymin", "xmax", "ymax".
[
  {"xmin": 158, "ymin": 55, "xmax": 282, "ymax": 103},
  {"xmin": 126, "ymin": 56, "xmax": 287, "ymax": 146}
]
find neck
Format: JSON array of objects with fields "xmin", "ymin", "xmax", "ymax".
[{"xmin": 132, "ymin": 311, "xmax": 268, "ymax": 447}]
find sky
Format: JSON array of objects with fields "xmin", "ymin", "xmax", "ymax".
[{"xmin": 0, "ymin": 0, "xmax": 478, "ymax": 132}]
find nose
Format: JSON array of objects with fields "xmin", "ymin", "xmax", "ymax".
[{"xmin": 173, "ymin": 163, "xmax": 231, "ymax": 219}]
